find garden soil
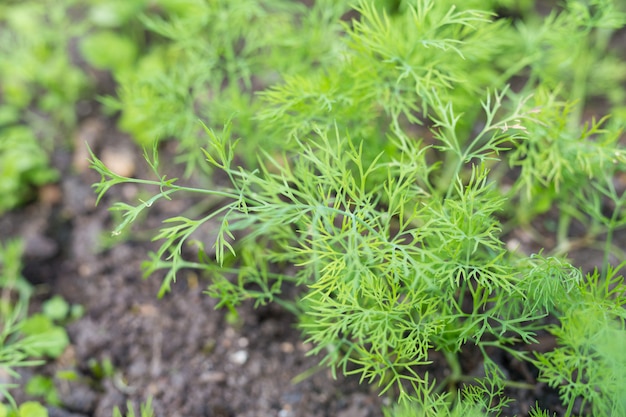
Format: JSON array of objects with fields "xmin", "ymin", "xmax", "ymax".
[{"xmin": 0, "ymin": 109, "xmax": 615, "ymax": 417}]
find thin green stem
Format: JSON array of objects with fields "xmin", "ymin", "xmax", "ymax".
[{"xmin": 431, "ymin": 350, "xmax": 463, "ymax": 405}]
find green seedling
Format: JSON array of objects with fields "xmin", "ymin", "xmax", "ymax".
[
  {"xmin": 88, "ymin": 357, "xmax": 115, "ymax": 381},
  {"xmin": 0, "ymin": 127, "xmax": 58, "ymax": 214},
  {"xmin": 1, "ymin": 240, "xmax": 42, "ymax": 408},
  {"xmin": 17, "ymin": 314, "xmax": 68, "ymax": 359},
  {"xmin": 0, "ymin": 0, "xmax": 89, "ymax": 128},
  {"xmin": 1, "ymin": 240, "xmax": 75, "ymax": 411},
  {"xmin": 112, "ymin": 398, "xmax": 154, "ymax": 417},
  {"xmin": 24, "ymin": 376, "xmax": 59, "ymax": 407},
  {"xmin": 0, "ymin": 0, "xmax": 99, "ymax": 214},
  {"xmin": 18, "ymin": 295, "xmax": 75, "ymax": 360},
  {"xmin": 0, "ymin": 402, "xmax": 48, "ymax": 417}
]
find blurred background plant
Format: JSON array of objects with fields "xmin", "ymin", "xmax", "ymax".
[
  {"xmin": 0, "ymin": 240, "xmax": 71, "ymax": 409},
  {"xmin": 0, "ymin": 0, "xmax": 89, "ymax": 214}
]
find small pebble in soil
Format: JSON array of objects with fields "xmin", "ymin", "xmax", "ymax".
[
  {"xmin": 506, "ymin": 238, "xmax": 521, "ymax": 252},
  {"xmin": 101, "ymin": 146, "xmax": 135, "ymax": 178},
  {"xmin": 278, "ymin": 406, "xmax": 294, "ymax": 417},
  {"xmin": 200, "ymin": 371, "xmax": 227, "ymax": 383},
  {"xmin": 39, "ymin": 183, "xmax": 63, "ymax": 205},
  {"xmin": 229, "ymin": 349, "xmax": 248, "ymax": 365},
  {"xmin": 280, "ymin": 342, "xmax": 295, "ymax": 353},
  {"xmin": 237, "ymin": 337, "xmax": 249, "ymax": 348}
]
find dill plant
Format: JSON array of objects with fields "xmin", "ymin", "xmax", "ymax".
[
  {"xmin": 91, "ymin": 0, "xmax": 626, "ymax": 415},
  {"xmin": 99, "ymin": 0, "xmax": 351, "ymax": 174}
]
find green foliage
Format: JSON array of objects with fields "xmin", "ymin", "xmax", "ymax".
[
  {"xmin": 88, "ymin": 0, "xmax": 626, "ymax": 415},
  {"xmin": 0, "ymin": 240, "xmax": 31, "ymax": 309},
  {"xmin": 0, "ymin": 300, "xmax": 44, "ymax": 409},
  {"xmin": 0, "ymin": 241, "xmax": 42, "ymax": 408},
  {"xmin": 381, "ymin": 360, "xmax": 515, "ymax": 416},
  {"xmin": 0, "ymin": 127, "xmax": 59, "ymax": 214},
  {"xmin": 80, "ymin": 31, "xmax": 138, "ymax": 73},
  {"xmin": 0, "ymin": 0, "xmax": 94, "ymax": 213},
  {"xmin": 41, "ymin": 296, "xmax": 70, "ymax": 322},
  {"xmin": 528, "ymin": 408, "xmax": 557, "ymax": 417},
  {"xmin": 98, "ymin": 0, "xmax": 353, "ymax": 171},
  {"xmin": 534, "ymin": 265, "xmax": 626, "ymax": 416},
  {"xmin": 24, "ymin": 376, "xmax": 59, "ymax": 407},
  {"xmin": 112, "ymin": 398, "xmax": 154, "ymax": 417},
  {"xmin": 18, "ymin": 314, "xmax": 69, "ymax": 359},
  {"xmin": 257, "ymin": 0, "xmax": 515, "ymax": 148},
  {"xmin": 0, "ymin": 0, "xmax": 89, "ymax": 127},
  {"xmin": 0, "ymin": 241, "xmax": 72, "ymax": 410},
  {"xmin": 383, "ymin": 391, "xmax": 499, "ymax": 417},
  {"xmin": 15, "ymin": 295, "xmax": 73, "ymax": 361},
  {"xmin": 0, "ymin": 402, "xmax": 48, "ymax": 417},
  {"xmin": 514, "ymin": 0, "xmax": 626, "ymax": 111},
  {"xmin": 88, "ymin": 357, "xmax": 115, "ymax": 381}
]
